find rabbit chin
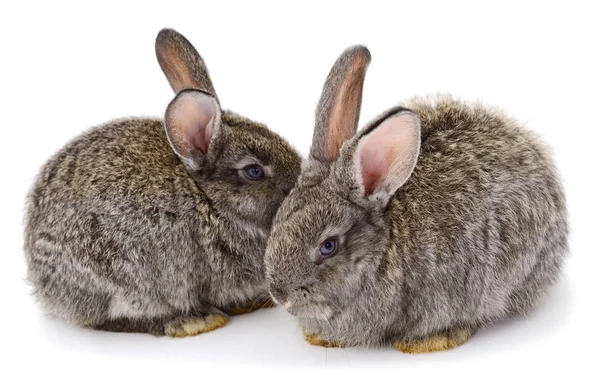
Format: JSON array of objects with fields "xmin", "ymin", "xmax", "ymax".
[{"xmin": 284, "ymin": 301, "xmax": 333, "ymax": 321}]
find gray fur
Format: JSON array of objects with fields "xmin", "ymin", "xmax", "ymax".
[
  {"xmin": 265, "ymin": 47, "xmax": 568, "ymax": 349},
  {"xmin": 24, "ymin": 29, "xmax": 301, "ymax": 335}
]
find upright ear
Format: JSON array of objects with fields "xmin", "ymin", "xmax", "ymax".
[
  {"xmin": 354, "ymin": 110, "xmax": 421, "ymax": 205},
  {"xmin": 155, "ymin": 28, "xmax": 219, "ymax": 102},
  {"xmin": 164, "ymin": 90, "xmax": 221, "ymax": 168},
  {"xmin": 310, "ymin": 45, "xmax": 371, "ymax": 162}
]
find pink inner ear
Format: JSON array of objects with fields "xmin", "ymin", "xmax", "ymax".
[
  {"xmin": 359, "ymin": 133, "xmax": 389, "ymax": 195},
  {"xmin": 174, "ymin": 92, "xmax": 216, "ymax": 154},
  {"xmin": 358, "ymin": 113, "xmax": 420, "ymax": 196},
  {"xmin": 324, "ymin": 55, "xmax": 369, "ymax": 161},
  {"xmin": 184, "ymin": 114, "xmax": 214, "ymax": 153}
]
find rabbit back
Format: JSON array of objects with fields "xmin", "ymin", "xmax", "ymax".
[
  {"xmin": 385, "ymin": 95, "xmax": 568, "ymax": 338},
  {"xmin": 24, "ymin": 117, "xmax": 263, "ymax": 325}
]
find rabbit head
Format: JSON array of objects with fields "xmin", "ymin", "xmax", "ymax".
[
  {"xmin": 265, "ymin": 46, "xmax": 421, "ymax": 320},
  {"xmin": 156, "ymin": 29, "xmax": 301, "ymax": 230}
]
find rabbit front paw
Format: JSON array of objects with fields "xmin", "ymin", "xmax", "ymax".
[
  {"xmin": 164, "ymin": 314, "xmax": 229, "ymax": 338},
  {"xmin": 394, "ymin": 328, "xmax": 475, "ymax": 354},
  {"xmin": 302, "ymin": 329, "xmax": 346, "ymax": 348}
]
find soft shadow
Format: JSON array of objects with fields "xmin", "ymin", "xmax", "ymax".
[
  {"xmin": 34, "ymin": 275, "xmax": 574, "ymax": 366},
  {"xmin": 466, "ymin": 275, "xmax": 574, "ymax": 355},
  {"xmin": 38, "ymin": 316, "xmax": 167, "ymax": 356}
]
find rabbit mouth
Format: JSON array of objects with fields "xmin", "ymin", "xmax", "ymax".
[{"xmin": 285, "ymin": 301, "xmax": 333, "ymax": 321}]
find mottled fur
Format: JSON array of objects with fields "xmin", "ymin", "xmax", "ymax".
[
  {"xmin": 24, "ymin": 29, "xmax": 301, "ymax": 336},
  {"xmin": 265, "ymin": 46, "xmax": 568, "ymax": 351}
]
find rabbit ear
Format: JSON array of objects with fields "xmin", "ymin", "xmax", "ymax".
[
  {"xmin": 155, "ymin": 28, "xmax": 219, "ymax": 102},
  {"xmin": 310, "ymin": 45, "xmax": 371, "ymax": 162},
  {"xmin": 164, "ymin": 90, "xmax": 221, "ymax": 167},
  {"xmin": 352, "ymin": 110, "xmax": 421, "ymax": 205}
]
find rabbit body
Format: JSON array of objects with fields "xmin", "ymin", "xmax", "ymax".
[
  {"xmin": 24, "ymin": 30, "xmax": 301, "ymax": 336},
  {"xmin": 265, "ymin": 47, "xmax": 568, "ymax": 351}
]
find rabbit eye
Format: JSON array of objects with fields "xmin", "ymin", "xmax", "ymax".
[
  {"xmin": 319, "ymin": 238, "xmax": 338, "ymax": 257},
  {"xmin": 243, "ymin": 164, "xmax": 265, "ymax": 180}
]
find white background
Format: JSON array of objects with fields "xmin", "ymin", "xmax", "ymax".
[{"xmin": 1, "ymin": 0, "xmax": 598, "ymax": 378}]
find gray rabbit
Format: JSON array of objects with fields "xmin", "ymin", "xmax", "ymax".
[
  {"xmin": 265, "ymin": 46, "xmax": 568, "ymax": 352},
  {"xmin": 24, "ymin": 29, "xmax": 301, "ymax": 337}
]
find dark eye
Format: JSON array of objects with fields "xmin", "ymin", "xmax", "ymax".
[
  {"xmin": 319, "ymin": 238, "xmax": 338, "ymax": 257},
  {"xmin": 244, "ymin": 164, "xmax": 265, "ymax": 180}
]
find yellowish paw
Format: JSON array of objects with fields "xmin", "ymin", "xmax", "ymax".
[
  {"xmin": 394, "ymin": 328, "xmax": 474, "ymax": 354},
  {"xmin": 227, "ymin": 298, "xmax": 277, "ymax": 316},
  {"xmin": 303, "ymin": 330, "xmax": 346, "ymax": 348},
  {"xmin": 164, "ymin": 314, "xmax": 229, "ymax": 338}
]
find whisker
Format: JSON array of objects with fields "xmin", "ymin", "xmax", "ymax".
[
  {"xmin": 259, "ymin": 296, "xmax": 272, "ymax": 310},
  {"xmin": 248, "ymin": 293, "xmax": 273, "ymax": 312},
  {"xmin": 314, "ymin": 303, "xmax": 339, "ymax": 347},
  {"xmin": 247, "ymin": 296, "xmax": 261, "ymax": 312}
]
